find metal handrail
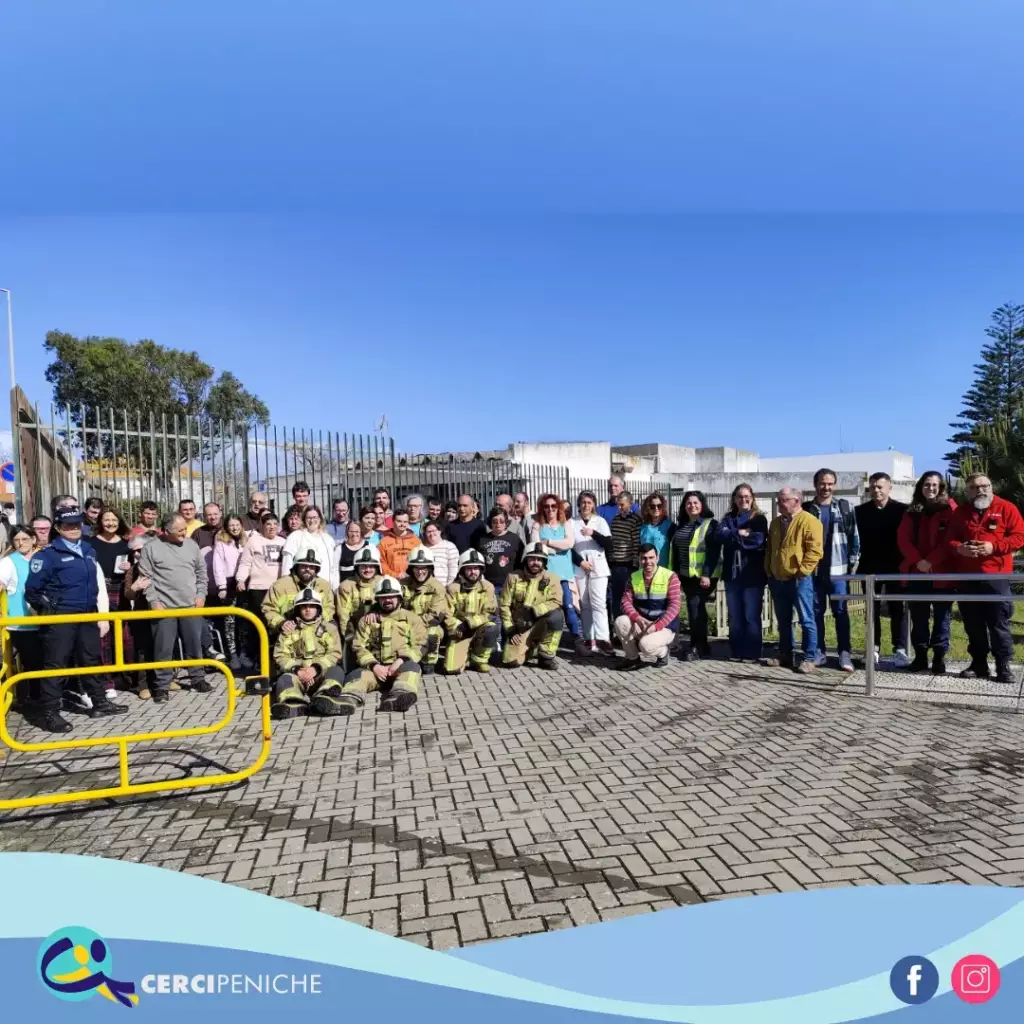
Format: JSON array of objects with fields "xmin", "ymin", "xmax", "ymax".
[{"xmin": 830, "ymin": 573, "xmax": 1024, "ymax": 696}]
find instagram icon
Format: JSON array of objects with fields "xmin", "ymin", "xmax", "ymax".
[{"xmin": 951, "ymin": 955, "xmax": 1000, "ymax": 1004}]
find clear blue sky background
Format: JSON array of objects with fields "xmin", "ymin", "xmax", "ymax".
[{"xmin": 3, "ymin": 2, "xmax": 1023, "ymax": 473}]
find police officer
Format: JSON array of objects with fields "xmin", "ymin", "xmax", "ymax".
[
  {"xmin": 500, "ymin": 541, "xmax": 565, "ymax": 669},
  {"xmin": 401, "ymin": 547, "xmax": 448, "ymax": 675},
  {"xmin": 338, "ymin": 576, "xmax": 426, "ymax": 714},
  {"xmin": 262, "ymin": 549, "xmax": 335, "ymax": 635},
  {"xmin": 25, "ymin": 509, "xmax": 129, "ymax": 733},
  {"xmin": 270, "ymin": 588, "xmax": 347, "ymax": 719},
  {"xmin": 444, "ymin": 548, "xmax": 499, "ymax": 674}
]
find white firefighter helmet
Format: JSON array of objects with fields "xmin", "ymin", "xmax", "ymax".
[
  {"xmin": 293, "ymin": 587, "xmax": 323, "ymax": 612},
  {"xmin": 458, "ymin": 548, "xmax": 486, "ymax": 570},
  {"xmin": 353, "ymin": 545, "xmax": 382, "ymax": 569},
  {"xmin": 374, "ymin": 575, "xmax": 403, "ymax": 599},
  {"xmin": 294, "ymin": 547, "xmax": 322, "ymax": 569},
  {"xmin": 521, "ymin": 541, "xmax": 550, "ymax": 564},
  {"xmin": 407, "ymin": 547, "xmax": 435, "ymax": 571}
]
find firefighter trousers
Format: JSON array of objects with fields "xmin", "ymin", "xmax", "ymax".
[{"xmin": 501, "ymin": 609, "xmax": 564, "ymax": 666}]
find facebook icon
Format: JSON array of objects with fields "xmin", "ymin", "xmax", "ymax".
[{"xmin": 890, "ymin": 955, "xmax": 939, "ymax": 1004}]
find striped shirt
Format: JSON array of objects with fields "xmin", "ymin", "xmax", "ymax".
[{"xmin": 609, "ymin": 511, "xmax": 642, "ymax": 566}]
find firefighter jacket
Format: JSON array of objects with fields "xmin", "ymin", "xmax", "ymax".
[
  {"xmin": 402, "ymin": 577, "xmax": 449, "ymax": 627},
  {"xmin": 351, "ymin": 609, "xmax": 427, "ymax": 668},
  {"xmin": 336, "ymin": 576, "xmax": 380, "ymax": 636},
  {"xmin": 262, "ymin": 575, "xmax": 335, "ymax": 631},
  {"xmin": 445, "ymin": 578, "xmax": 498, "ymax": 633},
  {"xmin": 499, "ymin": 569, "xmax": 563, "ymax": 632},
  {"xmin": 273, "ymin": 619, "xmax": 342, "ymax": 678}
]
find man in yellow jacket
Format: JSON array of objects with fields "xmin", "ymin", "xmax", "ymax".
[{"xmin": 764, "ymin": 487, "xmax": 824, "ymax": 673}]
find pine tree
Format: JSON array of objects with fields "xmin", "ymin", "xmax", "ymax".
[{"xmin": 946, "ymin": 303, "xmax": 1024, "ymax": 473}]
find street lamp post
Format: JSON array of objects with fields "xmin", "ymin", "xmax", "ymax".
[{"xmin": 0, "ymin": 288, "xmax": 22, "ymax": 522}]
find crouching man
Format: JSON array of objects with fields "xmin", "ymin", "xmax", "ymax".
[
  {"xmin": 444, "ymin": 548, "xmax": 498, "ymax": 674},
  {"xmin": 337, "ymin": 576, "xmax": 426, "ymax": 714},
  {"xmin": 271, "ymin": 588, "xmax": 347, "ymax": 719},
  {"xmin": 500, "ymin": 541, "xmax": 565, "ymax": 669},
  {"xmin": 402, "ymin": 547, "xmax": 448, "ymax": 675}
]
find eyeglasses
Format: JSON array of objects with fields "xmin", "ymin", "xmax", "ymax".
[{"xmin": 649, "ymin": 501, "xmax": 663, "ymax": 507}]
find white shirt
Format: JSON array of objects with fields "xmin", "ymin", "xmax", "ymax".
[
  {"xmin": 572, "ymin": 515, "xmax": 611, "ymax": 578},
  {"xmin": 280, "ymin": 530, "xmax": 338, "ymax": 590}
]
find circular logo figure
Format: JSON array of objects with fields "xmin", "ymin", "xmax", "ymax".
[
  {"xmin": 952, "ymin": 954, "xmax": 1000, "ymax": 1004},
  {"xmin": 889, "ymin": 955, "xmax": 939, "ymax": 1004},
  {"xmin": 38, "ymin": 927, "xmax": 115, "ymax": 1003}
]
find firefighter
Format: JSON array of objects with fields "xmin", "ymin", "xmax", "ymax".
[
  {"xmin": 444, "ymin": 548, "xmax": 499, "ymax": 674},
  {"xmin": 24, "ymin": 509, "xmax": 129, "ymax": 733},
  {"xmin": 262, "ymin": 549, "xmax": 335, "ymax": 635},
  {"xmin": 337, "ymin": 575, "xmax": 426, "ymax": 714},
  {"xmin": 335, "ymin": 544, "xmax": 381, "ymax": 642},
  {"xmin": 270, "ymin": 588, "xmax": 348, "ymax": 719},
  {"xmin": 401, "ymin": 546, "xmax": 448, "ymax": 674},
  {"xmin": 500, "ymin": 541, "xmax": 565, "ymax": 669}
]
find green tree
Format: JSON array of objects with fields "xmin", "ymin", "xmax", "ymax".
[
  {"xmin": 958, "ymin": 411, "xmax": 1024, "ymax": 510},
  {"xmin": 947, "ymin": 303, "xmax": 1024, "ymax": 473}
]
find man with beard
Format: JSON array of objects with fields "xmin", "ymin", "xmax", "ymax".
[
  {"xmin": 401, "ymin": 547, "xmax": 448, "ymax": 675},
  {"xmin": 948, "ymin": 474, "xmax": 1024, "ymax": 683},
  {"xmin": 262, "ymin": 548, "xmax": 335, "ymax": 635},
  {"xmin": 335, "ymin": 544, "xmax": 382, "ymax": 645},
  {"xmin": 499, "ymin": 542, "xmax": 565, "ymax": 669},
  {"xmin": 444, "ymin": 548, "xmax": 498, "ymax": 674}
]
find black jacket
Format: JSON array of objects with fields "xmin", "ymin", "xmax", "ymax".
[{"xmin": 853, "ymin": 499, "xmax": 908, "ymax": 575}]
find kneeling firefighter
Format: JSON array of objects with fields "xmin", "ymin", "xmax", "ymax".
[
  {"xmin": 402, "ymin": 546, "xmax": 448, "ymax": 675},
  {"xmin": 500, "ymin": 541, "xmax": 565, "ymax": 669},
  {"xmin": 336, "ymin": 545, "xmax": 382, "ymax": 645},
  {"xmin": 262, "ymin": 548, "xmax": 335, "ymax": 635},
  {"xmin": 444, "ymin": 548, "xmax": 499, "ymax": 674},
  {"xmin": 337, "ymin": 576, "xmax": 427, "ymax": 714},
  {"xmin": 271, "ymin": 588, "xmax": 347, "ymax": 719}
]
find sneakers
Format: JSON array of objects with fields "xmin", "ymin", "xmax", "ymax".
[
  {"xmin": 811, "ymin": 653, "xmax": 828, "ymax": 668},
  {"xmin": 104, "ymin": 687, "xmax": 118, "ymax": 702},
  {"xmin": 683, "ymin": 650, "xmax": 699, "ymax": 663},
  {"xmin": 138, "ymin": 688, "xmax": 152, "ymax": 701},
  {"xmin": 191, "ymin": 679, "xmax": 213, "ymax": 693},
  {"xmin": 762, "ymin": 657, "xmax": 792, "ymax": 669},
  {"xmin": 839, "ymin": 652, "xmax": 854, "ymax": 673},
  {"xmin": 204, "ymin": 649, "xmax": 226, "ymax": 663},
  {"xmin": 872, "ymin": 647, "xmax": 880, "ymax": 666},
  {"xmin": 931, "ymin": 651, "xmax": 947, "ymax": 676},
  {"xmin": 596, "ymin": 640, "xmax": 614, "ymax": 654},
  {"xmin": 960, "ymin": 663, "xmax": 991, "ymax": 680},
  {"xmin": 63, "ymin": 690, "xmax": 92, "ymax": 712},
  {"xmin": 574, "ymin": 639, "xmax": 593, "ymax": 657},
  {"xmin": 890, "ymin": 649, "xmax": 913, "ymax": 670},
  {"xmin": 88, "ymin": 698, "xmax": 129, "ymax": 719},
  {"xmin": 907, "ymin": 649, "xmax": 930, "ymax": 673},
  {"xmin": 796, "ymin": 659, "xmax": 817, "ymax": 674},
  {"xmin": 655, "ymin": 654, "xmax": 669, "ymax": 668}
]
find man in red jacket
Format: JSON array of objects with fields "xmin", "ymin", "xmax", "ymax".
[{"xmin": 948, "ymin": 474, "xmax": 1024, "ymax": 683}]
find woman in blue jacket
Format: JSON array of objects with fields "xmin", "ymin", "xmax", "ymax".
[
  {"xmin": 640, "ymin": 492, "xmax": 674, "ymax": 567},
  {"xmin": 716, "ymin": 484, "xmax": 768, "ymax": 662}
]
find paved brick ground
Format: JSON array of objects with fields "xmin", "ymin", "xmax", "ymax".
[{"xmin": 3, "ymin": 654, "xmax": 1024, "ymax": 949}]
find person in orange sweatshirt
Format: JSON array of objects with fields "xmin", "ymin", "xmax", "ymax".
[
  {"xmin": 947, "ymin": 473, "xmax": 1024, "ymax": 683},
  {"xmin": 377, "ymin": 510, "xmax": 423, "ymax": 579}
]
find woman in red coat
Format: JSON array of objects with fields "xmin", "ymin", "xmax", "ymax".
[{"xmin": 897, "ymin": 471, "xmax": 957, "ymax": 675}]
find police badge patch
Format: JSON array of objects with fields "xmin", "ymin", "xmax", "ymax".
[{"xmin": 30, "ymin": 559, "xmax": 43, "ymax": 573}]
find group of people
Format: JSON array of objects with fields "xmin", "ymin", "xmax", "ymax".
[{"xmin": 3, "ymin": 466, "xmax": 1021, "ymax": 733}]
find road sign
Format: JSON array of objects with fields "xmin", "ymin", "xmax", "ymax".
[{"xmin": 0, "ymin": 462, "xmax": 14, "ymax": 484}]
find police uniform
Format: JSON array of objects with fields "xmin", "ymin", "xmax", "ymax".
[
  {"xmin": 401, "ymin": 547, "xmax": 448, "ymax": 674},
  {"xmin": 271, "ymin": 589, "xmax": 347, "ymax": 718},
  {"xmin": 338, "ymin": 576, "xmax": 426, "ymax": 714},
  {"xmin": 444, "ymin": 549, "xmax": 499, "ymax": 674},
  {"xmin": 499, "ymin": 543, "xmax": 565, "ymax": 668},
  {"xmin": 24, "ymin": 511, "xmax": 128, "ymax": 732}
]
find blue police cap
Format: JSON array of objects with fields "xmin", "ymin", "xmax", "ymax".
[{"xmin": 55, "ymin": 509, "xmax": 85, "ymax": 527}]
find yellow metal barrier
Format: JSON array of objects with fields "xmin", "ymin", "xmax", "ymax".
[
  {"xmin": 0, "ymin": 605, "xmax": 272, "ymax": 811},
  {"xmin": 0, "ymin": 591, "xmax": 12, "ymax": 721}
]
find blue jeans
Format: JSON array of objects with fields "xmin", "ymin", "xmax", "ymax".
[
  {"xmin": 814, "ymin": 574, "xmax": 851, "ymax": 656},
  {"xmin": 561, "ymin": 580, "xmax": 582, "ymax": 639},
  {"xmin": 725, "ymin": 581, "xmax": 764, "ymax": 660},
  {"xmin": 770, "ymin": 576, "xmax": 817, "ymax": 662}
]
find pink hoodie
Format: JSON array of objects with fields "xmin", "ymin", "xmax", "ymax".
[
  {"xmin": 212, "ymin": 539, "xmax": 244, "ymax": 592},
  {"xmin": 235, "ymin": 533, "xmax": 286, "ymax": 591}
]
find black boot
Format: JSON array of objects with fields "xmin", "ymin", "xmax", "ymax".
[
  {"xmin": 907, "ymin": 648, "xmax": 929, "ymax": 673},
  {"xmin": 931, "ymin": 651, "xmax": 947, "ymax": 676},
  {"xmin": 39, "ymin": 710, "xmax": 73, "ymax": 734},
  {"xmin": 89, "ymin": 697, "xmax": 129, "ymax": 718},
  {"xmin": 537, "ymin": 655, "xmax": 559, "ymax": 670},
  {"xmin": 152, "ymin": 689, "xmax": 169, "ymax": 704},
  {"xmin": 995, "ymin": 660, "xmax": 1015, "ymax": 685},
  {"xmin": 421, "ymin": 663, "xmax": 435, "ymax": 676},
  {"xmin": 959, "ymin": 662, "xmax": 990, "ymax": 679}
]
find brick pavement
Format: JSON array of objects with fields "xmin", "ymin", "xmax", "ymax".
[{"xmin": 3, "ymin": 655, "xmax": 1024, "ymax": 949}]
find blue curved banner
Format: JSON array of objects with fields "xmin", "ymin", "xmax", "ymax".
[{"xmin": 1, "ymin": 852, "xmax": 1021, "ymax": 1021}]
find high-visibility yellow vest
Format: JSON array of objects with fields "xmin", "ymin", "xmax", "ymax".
[
  {"xmin": 671, "ymin": 518, "xmax": 722, "ymax": 579},
  {"xmin": 629, "ymin": 566, "xmax": 675, "ymax": 623}
]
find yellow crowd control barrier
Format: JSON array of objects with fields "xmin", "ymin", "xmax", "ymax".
[{"xmin": 0, "ymin": 605, "xmax": 273, "ymax": 811}]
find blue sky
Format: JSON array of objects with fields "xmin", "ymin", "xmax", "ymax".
[{"xmin": 3, "ymin": 2, "xmax": 1023, "ymax": 474}]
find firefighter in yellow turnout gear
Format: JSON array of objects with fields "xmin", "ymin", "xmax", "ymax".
[
  {"xmin": 336, "ymin": 545, "xmax": 381, "ymax": 645},
  {"xmin": 444, "ymin": 548, "xmax": 499, "ymax": 674},
  {"xmin": 402, "ymin": 547, "xmax": 448, "ymax": 675},
  {"xmin": 262, "ymin": 548, "xmax": 335, "ymax": 633},
  {"xmin": 271, "ymin": 588, "xmax": 348, "ymax": 719},
  {"xmin": 500, "ymin": 542, "xmax": 565, "ymax": 669},
  {"xmin": 337, "ymin": 576, "xmax": 426, "ymax": 714}
]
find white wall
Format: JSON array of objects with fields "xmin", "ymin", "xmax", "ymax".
[
  {"xmin": 758, "ymin": 450, "xmax": 915, "ymax": 480},
  {"xmin": 510, "ymin": 441, "xmax": 611, "ymax": 479}
]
